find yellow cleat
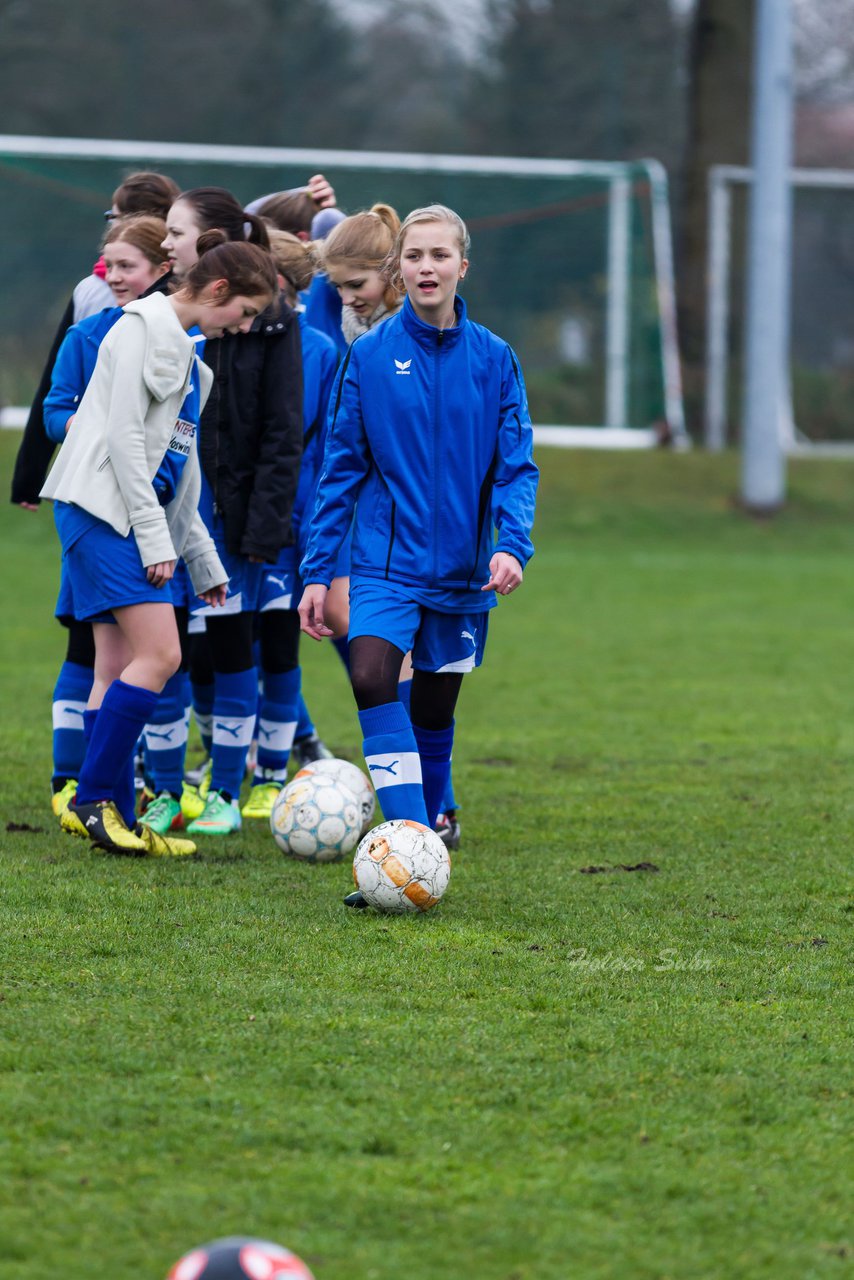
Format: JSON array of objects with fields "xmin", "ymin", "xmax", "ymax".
[
  {"xmin": 65, "ymin": 800, "xmax": 149, "ymax": 855},
  {"xmin": 134, "ymin": 824, "xmax": 197, "ymax": 858},
  {"xmin": 240, "ymin": 782, "xmax": 281, "ymax": 820},
  {"xmin": 52, "ymin": 778, "xmax": 78, "ymax": 817}
]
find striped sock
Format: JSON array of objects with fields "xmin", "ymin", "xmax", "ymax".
[
  {"xmin": 254, "ymin": 668, "xmax": 301, "ymax": 785},
  {"xmin": 144, "ymin": 670, "xmax": 189, "ymax": 796},
  {"xmin": 52, "ymin": 660, "xmax": 92, "ymax": 786},
  {"xmin": 359, "ymin": 701, "xmax": 428, "ymax": 825},
  {"xmin": 210, "ymin": 667, "xmax": 257, "ymax": 799}
]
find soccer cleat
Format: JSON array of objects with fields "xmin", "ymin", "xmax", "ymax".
[
  {"xmin": 180, "ymin": 780, "xmax": 206, "ymax": 822},
  {"xmin": 138, "ymin": 791, "xmax": 184, "ymax": 834},
  {"xmin": 343, "ymin": 890, "xmax": 369, "ymax": 909},
  {"xmin": 186, "ymin": 789, "xmax": 242, "ymax": 835},
  {"xmin": 241, "ymin": 782, "xmax": 281, "ymax": 820},
  {"xmin": 64, "ymin": 799, "xmax": 149, "ymax": 855},
  {"xmin": 60, "ymin": 803, "xmax": 88, "ymax": 839},
  {"xmin": 435, "ymin": 812, "xmax": 461, "ymax": 851},
  {"xmin": 133, "ymin": 823, "xmax": 197, "ymax": 858},
  {"xmin": 51, "ymin": 778, "xmax": 78, "ymax": 817},
  {"xmin": 291, "ymin": 734, "xmax": 334, "ymax": 768}
]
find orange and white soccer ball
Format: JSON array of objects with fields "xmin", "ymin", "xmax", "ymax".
[
  {"xmin": 270, "ymin": 772, "xmax": 361, "ymax": 863},
  {"xmin": 292, "ymin": 756, "xmax": 376, "ymax": 833},
  {"xmin": 352, "ymin": 819, "xmax": 451, "ymax": 913}
]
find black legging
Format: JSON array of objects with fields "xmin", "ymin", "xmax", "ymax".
[{"xmin": 349, "ymin": 635, "xmax": 462, "ymax": 731}]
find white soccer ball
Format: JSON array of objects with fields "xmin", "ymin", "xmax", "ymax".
[
  {"xmin": 293, "ymin": 757, "xmax": 376, "ymax": 833},
  {"xmin": 352, "ymin": 819, "xmax": 452, "ymax": 913},
  {"xmin": 270, "ymin": 773, "xmax": 362, "ymax": 863}
]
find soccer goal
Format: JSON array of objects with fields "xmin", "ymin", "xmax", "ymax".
[
  {"xmin": 0, "ymin": 134, "xmax": 687, "ymax": 447},
  {"xmin": 705, "ymin": 163, "xmax": 854, "ymax": 455}
]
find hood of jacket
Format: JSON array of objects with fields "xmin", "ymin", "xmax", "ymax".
[{"xmin": 123, "ymin": 292, "xmax": 196, "ymax": 403}]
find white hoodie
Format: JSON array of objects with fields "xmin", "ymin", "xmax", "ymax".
[{"xmin": 41, "ymin": 293, "xmax": 226, "ymax": 596}]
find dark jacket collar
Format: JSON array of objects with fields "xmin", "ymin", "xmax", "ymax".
[{"xmin": 400, "ymin": 294, "xmax": 467, "ymax": 348}]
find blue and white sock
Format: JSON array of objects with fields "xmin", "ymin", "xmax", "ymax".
[
  {"xmin": 439, "ymin": 770, "xmax": 457, "ymax": 816},
  {"xmin": 412, "ymin": 720, "xmax": 455, "ymax": 830},
  {"xmin": 144, "ymin": 670, "xmax": 189, "ymax": 797},
  {"xmin": 359, "ymin": 701, "xmax": 428, "ymax": 825},
  {"xmin": 254, "ymin": 667, "xmax": 300, "ymax": 786},
  {"xmin": 77, "ymin": 681, "xmax": 157, "ymax": 821},
  {"xmin": 210, "ymin": 667, "xmax": 257, "ymax": 799},
  {"xmin": 52, "ymin": 660, "xmax": 92, "ymax": 786}
]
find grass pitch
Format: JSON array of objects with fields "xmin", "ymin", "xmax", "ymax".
[{"xmin": 0, "ymin": 434, "xmax": 852, "ymax": 1280}]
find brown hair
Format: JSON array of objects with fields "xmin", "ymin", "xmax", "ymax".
[
  {"xmin": 112, "ymin": 171, "xmax": 181, "ymax": 220},
  {"xmin": 321, "ymin": 204, "xmax": 400, "ymax": 274},
  {"xmin": 174, "ymin": 187, "xmax": 270, "ymax": 250},
  {"xmin": 257, "ymin": 190, "xmax": 317, "ymax": 236},
  {"xmin": 266, "ymin": 229, "xmax": 319, "ymax": 298},
  {"xmin": 182, "ymin": 229, "xmax": 278, "ymax": 304},
  {"xmin": 103, "ymin": 215, "xmax": 169, "ymax": 267}
]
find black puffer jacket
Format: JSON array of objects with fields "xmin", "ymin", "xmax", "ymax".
[{"xmin": 199, "ymin": 294, "xmax": 303, "ymax": 562}]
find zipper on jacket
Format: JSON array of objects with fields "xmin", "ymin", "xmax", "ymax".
[
  {"xmin": 213, "ymin": 340, "xmax": 224, "ymax": 515},
  {"xmin": 431, "ymin": 330, "xmax": 444, "ymax": 585}
]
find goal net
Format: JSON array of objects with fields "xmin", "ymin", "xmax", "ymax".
[
  {"xmin": 0, "ymin": 135, "xmax": 686, "ymax": 447},
  {"xmin": 706, "ymin": 163, "xmax": 854, "ymax": 453}
]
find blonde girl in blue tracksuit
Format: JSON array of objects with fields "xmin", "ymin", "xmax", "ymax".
[{"xmin": 299, "ymin": 205, "xmax": 538, "ymax": 873}]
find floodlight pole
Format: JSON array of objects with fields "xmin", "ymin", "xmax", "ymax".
[{"xmin": 740, "ymin": 0, "xmax": 793, "ymax": 511}]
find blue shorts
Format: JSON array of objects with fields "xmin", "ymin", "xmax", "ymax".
[
  {"xmin": 258, "ymin": 546, "xmax": 300, "ymax": 613},
  {"xmin": 348, "ymin": 581, "xmax": 489, "ymax": 673},
  {"xmin": 190, "ymin": 546, "xmax": 262, "ymax": 620},
  {"xmin": 61, "ymin": 519, "xmax": 175, "ymax": 623}
]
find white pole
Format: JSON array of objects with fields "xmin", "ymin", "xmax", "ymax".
[
  {"xmin": 605, "ymin": 174, "xmax": 631, "ymax": 429},
  {"xmin": 705, "ymin": 169, "xmax": 732, "ymax": 451},
  {"xmin": 741, "ymin": 0, "xmax": 793, "ymax": 510}
]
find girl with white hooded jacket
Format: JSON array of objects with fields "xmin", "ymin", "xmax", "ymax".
[{"xmin": 40, "ymin": 234, "xmax": 278, "ymax": 857}]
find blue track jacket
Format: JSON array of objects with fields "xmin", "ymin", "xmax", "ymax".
[{"xmin": 300, "ymin": 295, "xmax": 538, "ymax": 597}]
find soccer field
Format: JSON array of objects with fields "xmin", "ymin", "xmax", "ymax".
[{"xmin": 1, "ymin": 433, "xmax": 851, "ymax": 1280}]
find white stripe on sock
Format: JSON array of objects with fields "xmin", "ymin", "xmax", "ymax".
[
  {"xmin": 257, "ymin": 718, "xmax": 297, "ymax": 753},
  {"xmin": 212, "ymin": 715, "xmax": 255, "ymax": 748},
  {"xmin": 144, "ymin": 716, "xmax": 189, "ymax": 751},
  {"xmin": 52, "ymin": 700, "xmax": 87, "ymax": 730},
  {"xmin": 364, "ymin": 750, "xmax": 422, "ymax": 787}
]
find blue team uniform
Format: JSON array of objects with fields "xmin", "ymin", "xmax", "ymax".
[{"xmin": 299, "ymin": 294, "xmax": 538, "ymax": 671}]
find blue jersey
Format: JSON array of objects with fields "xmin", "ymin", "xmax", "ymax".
[
  {"xmin": 292, "ymin": 313, "xmax": 339, "ymax": 551},
  {"xmin": 300, "ymin": 295, "xmax": 538, "ymax": 611}
]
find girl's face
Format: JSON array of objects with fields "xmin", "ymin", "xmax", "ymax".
[
  {"xmin": 196, "ymin": 283, "xmax": 271, "ymax": 339},
  {"xmin": 103, "ymin": 240, "xmax": 169, "ymax": 305},
  {"xmin": 162, "ymin": 201, "xmax": 203, "ymax": 278},
  {"xmin": 326, "ymin": 263, "xmax": 386, "ymax": 318},
  {"xmin": 399, "ymin": 220, "xmax": 468, "ymax": 327}
]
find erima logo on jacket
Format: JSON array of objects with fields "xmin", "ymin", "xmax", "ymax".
[{"xmin": 394, "ymin": 358, "xmax": 411, "ymax": 375}]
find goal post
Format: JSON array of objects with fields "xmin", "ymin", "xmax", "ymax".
[
  {"xmin": 0, "ymin": 134, "xmax": 687, "ymax": 448},
  {"xmin": 706, "ymin": 162, "xmax": 854, "ymax": 455}
]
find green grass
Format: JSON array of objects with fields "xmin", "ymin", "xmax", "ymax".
[{"xmin": 1, "ymin": 434, "xmax": 852, "ymax": 1280}]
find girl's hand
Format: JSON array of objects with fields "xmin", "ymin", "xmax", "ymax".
[
  {"xmin": 146, "ymin": 560, "xmax": 176, "ymax": 588},
  {"xmin": 482, "ymin": 552, "xmax": 523, "ymax": 596},
  {"xmin": 18, "ymin": 502, "xmax": 40, "ymax": 512},
  {"xmin": 306, "ymin": 174, "xmax": 336, "ymax": 209},
  {"xmin": 198, "ymin": 583, "xmax": 228, "ymax": 608},
  {"xmin": 299, "ymin": 583, "xmax": 334, "ymax": 640}
]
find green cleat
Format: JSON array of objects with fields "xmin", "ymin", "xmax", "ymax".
[
  {"xmin": 139, "ymin": 791, "xmax": 184, "ymax": 834},
  {"xmin": 186, "ymin": 789, "xmax": 242, "ymax": 836},
  {"xmin": 240, "ymin": 782, "xmax": 281, "ymax": 820}
]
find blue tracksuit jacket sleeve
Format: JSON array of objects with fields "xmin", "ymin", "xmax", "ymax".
[
  {"xmin": 44, "ymin": 326, "xmax": 93, "ymax": 444},
  {"xmin": 299, "ymin": 347, "xmax": 371, "ymax": 586},
  {"xmin": 492, "ymin": 345, "xmax": 539, "ymax": 568}
]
